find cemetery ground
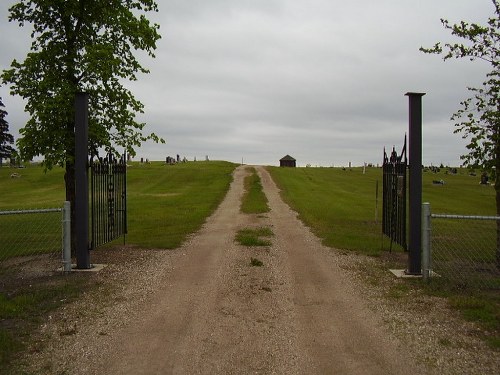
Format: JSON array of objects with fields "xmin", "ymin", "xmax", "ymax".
[{"xmin": 0, "ymin": 162, "xmax": 499, "ymax": 374}]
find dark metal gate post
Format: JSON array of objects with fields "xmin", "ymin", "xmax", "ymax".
[
  {"xmin": 406, "ymin": 92, "xmax": 425, "ymax": 275},
  {"xmin": 75, "ymin": 92, "xmax": 91, "ymax": 269}
]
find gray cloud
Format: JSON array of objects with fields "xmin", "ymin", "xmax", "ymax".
[{"xmin": 0, "ymin": 0, "xmax": 495, "ymax": 166}]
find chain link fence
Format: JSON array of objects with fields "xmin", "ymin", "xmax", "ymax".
[
  {"xmin": 428, "ymin": 212, "xmax": 500, "ymax": 290},
  {"xmin": 0, "ymin": 207, "xmax": 64, "ymax": 267}
]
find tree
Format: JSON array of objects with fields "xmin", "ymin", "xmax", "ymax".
[
  {"xmin": 1, "ymin": 1, "xmax": 163, "ymax": 248},
  {"xmin": 420, "ymin": 0, "xmax": 500, "ymax": 268},
  {"xmin": 0, "ymin": 97, "xmax": 15, "ymax": 167}
]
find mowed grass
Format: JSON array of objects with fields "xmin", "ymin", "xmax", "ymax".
[
  {"xmin": 240, "ymin": 167, "xmax": 270, "ymax": 214},
  {"xmin": 0, "ymin": 165, "xmax": 65, "ymax": 210},
  {"xmin": 0, "ymin": 161, "xmax": 237, "ymax": 251},
  {"xmin": 267, "ymin": 166, "xmax": 495, "ymax": 256},
  {"xmin": 126, "ymin": 161, "xmax": 236, "ymax": 248}
]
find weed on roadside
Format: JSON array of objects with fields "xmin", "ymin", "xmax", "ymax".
[
  {"xmin": 236, "ymin": 227, "xmax": 273, "ymax": 247},
  {"xmin": 250, "ymin": 257, "xmax": 264, "ymax": 267}
]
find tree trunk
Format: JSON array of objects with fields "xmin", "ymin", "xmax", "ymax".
[
  {"xmin": 496, "ymin": 142, "xmax": 500, "ymax": 270},
  {"xmin": 492, "ymin": 122, "xmax": 500, "ymax": 271}
]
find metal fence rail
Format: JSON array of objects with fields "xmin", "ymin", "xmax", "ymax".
[
  {"xmin": 424, "ymin": 205, "xmax": 500, "ymax": 290},
  {"xmin": 0, "ymin": 204, "xmax": 71, "ymax": 271}
]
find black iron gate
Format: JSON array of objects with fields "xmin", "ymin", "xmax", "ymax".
[
  {"xmin": 382, "ymin": 137, "xmax": 407, "ymax": 251},
  {"xmin": 90, "ymin": 153, "xmax": 127, "ymax": 250}
]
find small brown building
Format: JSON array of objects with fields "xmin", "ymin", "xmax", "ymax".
[{"xmin": 280, "ymin": 155, "xmax": 296, "ymax": 167}]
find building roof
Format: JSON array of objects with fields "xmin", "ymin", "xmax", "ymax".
[{"xmin": 280, "ymin": 155, "xmax": 296, "ymax": 161}]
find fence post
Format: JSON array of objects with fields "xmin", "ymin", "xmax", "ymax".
[
  {"xmin": 62, "ymin": 201, "xmax": 72, "ymax": 272},
  {"xmin": 422, "ymin": 202, "xmax": 431, "ymax": 280}
]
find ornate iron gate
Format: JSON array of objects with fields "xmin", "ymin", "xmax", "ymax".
[
  {"xmin": 90, "ymin": 153, "xmax": 127, "ymax": 250},
  {"xmin": 382, "ymin": 137, "xmax": 407, "ymax": 251}
]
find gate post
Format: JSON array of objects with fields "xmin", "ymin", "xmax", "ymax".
[
  {"xmin": 75, "ymin": 92, "xmax": 91, "ymax": 269},
  {"xmin": 406, "ymin": 92, "xmax": 425, "ymax": 275},
  {"xmin": 422, "ymin": 202, "xmax": 431, "ymax": 280},
  {"xmin": 62, "ymin": 201, "xmax": 72, "ymax": 272}
]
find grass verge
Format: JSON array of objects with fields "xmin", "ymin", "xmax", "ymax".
[
  {"xmin": 0, "ymin": 276, "xmax": 91, "ymax": 373},
  {"xmin": 423, "ymin": 281, "xmax": 500, "ymax": 349},
  {"xmin": 240, "ymin": 167, "xmax": 270, "ymax": 214}
]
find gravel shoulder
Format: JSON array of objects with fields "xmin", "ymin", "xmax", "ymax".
[{"xmin": 18, "ymin": 165, "xmax": 500, "ymax": 374}]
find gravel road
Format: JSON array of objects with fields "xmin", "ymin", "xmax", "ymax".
[{"xmin": 21, "ymin": 165, "xmax": 498, "ymax": 374}]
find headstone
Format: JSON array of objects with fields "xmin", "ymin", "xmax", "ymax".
[{"xmin": 480, "ymin": 172, "xmax": 489, "ymax": 185}]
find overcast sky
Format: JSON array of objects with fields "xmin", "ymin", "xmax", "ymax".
[{"xmin": 0, "ymin": 0, "xmax": 495, "ymax": 167}]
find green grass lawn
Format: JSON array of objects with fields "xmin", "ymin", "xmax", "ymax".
[
  {"xmin": 125, "ymin": 161, "xmax": 236, "ymax": 248},
  {"xmin": 0, "ymin": 165, "xmax": 65, "ymax": 210},
  {"xmin": 0, "ymin": 161, "xmax": 237, "ymax": 252},
  {"xmin": 267, "ymin": 166, "xmax": 495, "ymax": 256}
]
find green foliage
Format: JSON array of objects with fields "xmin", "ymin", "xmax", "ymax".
[
  {"xmin": 235, "ymin": 227, "xmax": 273, "ymax": 247},
  {"xmin": 1, "ymin": 1, "xmax": 163, "ymax": 168},
  {"xmin": 240, "ymin": 167, "xmax": 270, "ymax": 214},
  {"xmin": 267, "ymin": 166, "xmax": 495, "ymax": 256},
  {"xmin": 420, "ymin": 0, "xmax": 499, "ymax": 174},
  {"xmin": 0, "ymin": 97, "xmax": 15, "ymax": 163}
]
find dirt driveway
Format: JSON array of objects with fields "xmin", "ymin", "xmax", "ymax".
[{"xmin": 25, "ymin": 165, "xmax": 425, "ymax": 374}]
